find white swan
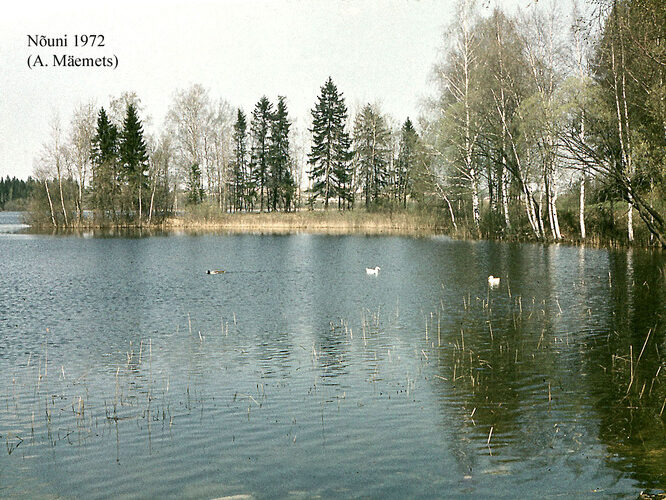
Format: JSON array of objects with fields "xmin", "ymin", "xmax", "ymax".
[
  {"xmin": 488, "ymin": 275, "xmax": 500, "ymax": 287},
  {"xmin": 366, "ymin": 266, "xmax": 380, "ymax": 276}
]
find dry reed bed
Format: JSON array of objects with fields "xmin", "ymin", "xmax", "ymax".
[{"xmin": 164, "ymin": 211, "xmax": 444, "ymax": 235}]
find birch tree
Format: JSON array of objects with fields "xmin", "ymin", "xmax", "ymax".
[
  {"xmin": 518, "ymin": 1, "xmax": 567, "ymax": 241},
  {"xmin": 42, "ymin": 114, "xmax": 69, "ymax": 226},
  {"xmin": 68, "ymin": 102, "xmax": 96, "ymax": 223},
  {"xmin": 167, "ymin": 84, "xmax": 213, "ymax": 205},
  {"xmin": 433, "ymin": 0, "xmax": 482, "ymax": 231}
]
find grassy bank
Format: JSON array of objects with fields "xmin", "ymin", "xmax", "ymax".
[{"xmin": 164, "ymin": 209, "xmax": 447, "ymax": 235}]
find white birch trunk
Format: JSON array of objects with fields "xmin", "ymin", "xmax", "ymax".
[
  {"xmin": 57, "ymin": 162, "xmax": 68, "ymax": 227},
  {"xmin": 148, "ymin": 182, "xmax": 156, "ymax": 225},
  {"xmin": 501, "ymin": 168, "xmax": 510, "ymax": 230},
  {"xmin": 45, "ymin": 180, "xmax": 57, "ymax": 228},
  {"xmin": 471, "ymin": 171, "xmax": 480, "ymax": 230},
  {"xmin": 579, "ymin": 176, "xmax": 586, "ymax": 240},
  {"xmin": 550, "ymin": 181, "xmax": 562, "ymax": 241}
]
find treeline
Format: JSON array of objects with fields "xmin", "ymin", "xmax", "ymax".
[
  {"xmin": 228, "ymin": 95, "xmax": 296, "ymax": 212},
  {"xmin": 427, "ymin": 0, "xmax": 665, "ymax": 246},
  {"xmin": 29, "ymin": 81, "xmax": 436, "ymax": 228},
  {"xmin": 28, "ymin": 0, "xmax": 665, "ymax": 247},
  {"xmin": 228, "ymin": 78, "xmax": 432, "ymax": 213},
  {"xmin": 0, "ymin": 176, "xmax": 37, "ymax": 210}
]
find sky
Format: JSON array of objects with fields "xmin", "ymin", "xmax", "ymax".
[{"xmin": 1, "ymin": 0, "xmax": 529, "ymax": 180}]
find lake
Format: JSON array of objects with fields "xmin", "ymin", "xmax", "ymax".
[{"xmin": 0, "ymin": 211, "xmax": 664, "ymax": 498}]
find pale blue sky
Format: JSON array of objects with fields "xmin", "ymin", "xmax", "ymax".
[{"xmin": 1, "ymin": 0, "xmax": 535, "ymax": 179}]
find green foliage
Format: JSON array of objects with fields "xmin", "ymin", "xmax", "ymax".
[
  {"xmin": 268, "ymin": 96, "xmax": 294, "ymax": 211},
  {"xmin": 232, "ymin": 109, "xmax": 249, "ymax": 211},
  {"xmin": 119, "ymin": 103, "xmax": 149, "ymax": 218},
  {"xmin": 187, "ymin": 163, "xmax": 204, "ymax": 205},
  {"xmin": 250, "ymin": 96, "xmax": 273, "ymax": 211},
  {"xmin": 308, "ymin": 77, "xmax": 352, "ymax": 209},
  {"xmin": 0, "ymin": 176, "xmax": 36, "ymax": 210},
  {"xmin": 119, "ymin": 104, "xmax": 149, "ymax": 191},
  {"xmin": 425, "ymin": 0, "xmax": 666, "ymax": 246},
  {"xmin": 353, "ymin": 104, "xmax": 391, "ymax": 208},
  {"xmin": 90, "ymin": 107, "xmax": 119, "ymax": 220},
  {"xmin": 396, "ymin": 117, "xmax": 422, "ymax": 207}
]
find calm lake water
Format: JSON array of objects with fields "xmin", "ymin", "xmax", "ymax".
[{"xmin": 0, "ymin": 211, "xmax": 664, "ymax": 498}]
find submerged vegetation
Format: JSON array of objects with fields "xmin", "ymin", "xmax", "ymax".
[{"xmin": 26, "ymin": 0, "xmax": 666, "ymax": 248}]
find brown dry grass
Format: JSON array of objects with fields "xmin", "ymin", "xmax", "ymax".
[{"xmin": 163, "ymin": 210, "xmax": 446, "ymax": 235}]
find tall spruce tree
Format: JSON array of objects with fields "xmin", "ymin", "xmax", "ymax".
[
  {"xmin": 250, "ymin": 97, "xmax": 273, "ymax": 212},
  {"xmin": 232, "ymin": 109, "xmax": 248, "ymax": 211},
  {"xmin": 90, "ymin": 107, "xmax": 119, "ymax": 221},
  {"xmin": 268, "ymin": 96, "xmax": 293, "ymax": 211},
  {"xmin": 308, "ymin": 77, "xmax": 352, "ymax": 209},
  {"xmin": 119, "ymin": 103, "xmax": 149, "ymax": 221},
  {"xmin": 397, "ymin": 117, "xmax": 419, "ymax": 208},
  {"xmin": 353, "ymin": 104, "xmax": 391, "ymax": 207}
]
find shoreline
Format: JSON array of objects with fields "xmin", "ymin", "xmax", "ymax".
[
  {"xmin": 16, "ymin": 210, "xmax": 664, "ymax": 250},
  {"xmin": 163, "ymin": 211, "xmax": 445, "ymax": 235}
]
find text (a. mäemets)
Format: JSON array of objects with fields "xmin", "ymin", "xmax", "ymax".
[
  {"xmin": 27, "ymin": 34, "xmax": 105, "ymax": 48},
  {"xmin": 27, "ymin": 54, "xmax": 118, "ymax": 69}
]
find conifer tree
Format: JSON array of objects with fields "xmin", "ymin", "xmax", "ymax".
[
  {"xmin": 232, "ymin": 109, "xmax": 248, "ymax": 211},
  {"xmin": 119, "ymin": 103, "xmax": 149, "ymax": 221},
  {"xmin": 268, "ymin": 96, "xmax": 293, "ymax": 211},
  {"xmin": 90, "ymin": 107, "xmax": 119, "ymax": 220},
  {"xmin": 397, "ymin": 117, "xmax": 419, "ymax": 208},
  {"xmin": 250, "ymin": 97, "xmax": 273, "ymax": 211},
  {"xmin": 308, "ymin": 77, "xmax": 352, "ymax": 209},
  {"xmin": 187, "ymin": 163, "xmax": 204, "ymax": 204},
  {"xmin": 353, "ymin": 104, "xmax": 391, "ymax": 207}
]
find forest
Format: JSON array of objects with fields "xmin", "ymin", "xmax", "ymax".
[
  {"xmin": 0, "ymin": 176, "xmax": 36, "ymax": 210},
  {"xmin": 25, "ymin": 0, "xmax": 666, "ymax": 247}
]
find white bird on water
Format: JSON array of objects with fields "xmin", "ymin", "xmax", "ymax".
[
  {"xmin": 366, "ymin": 266, "xmax": 381, "ymax": 276},
  {"xmin": 488, "ymin": 275, "xmax": 500, "ymax": 287}
]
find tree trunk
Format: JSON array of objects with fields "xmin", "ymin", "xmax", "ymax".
[
  {"xmin": 501, "ymin": 168, "xmax": 510, "ymax": 230},
  {"xmin": 138, "ymin": 183, "xmax": 142, "ymax": 226},
  {"xmin": 538, "ymin": 187, "xmax": 545, "ymax": 238},
  {"xmin": 550, "ymin": 181, "xmax": 562, "ymax": 241},
  {"xmin": 218, "ymin": 165, "xmax": 223, "ymax": 211},
  {"xmin": 324, "ymin": 158, "xmax": 330, "ymax": 209},
  {"xmin": 579, "ymin": 175, "xmax": 586, "ymax": 240},
  {"xmin": 506, "ymin": 134, "xmax": 539, "ymax": 239},
  {"xmin": 174, "ymin": 183, "xmax": 178, "ymax": 214},
  {"xmin": 471, "ymin": 171, "xmax": 480, "ymax": 232},
  {"xmin": 148, "ymin": 181, "xmax": 156, "ymax": 225},
  {"xmin": 44, "ymin": 180, "xmax": 57, "ymax": 228},
  {"xmin": 77, "ymin": 167, "xmax": 84, "ymax": 224},
  {"xmin": 444, "ymin": 193, "xmax": 457, "ymax": 231},
  {"xmin": 57, "ymin": 166, "xmax": 68, "ymax": 227},
  {"xmin": 610, "ymin": 24, "xmax": 633, "ymax": 242},
  {"xmin": 578, "ymin": 115, "xmax": 586, "ymax": 240},
  {"xmin": 523, "ymin": 191, "xmax": 537, "ymax": 237}
]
